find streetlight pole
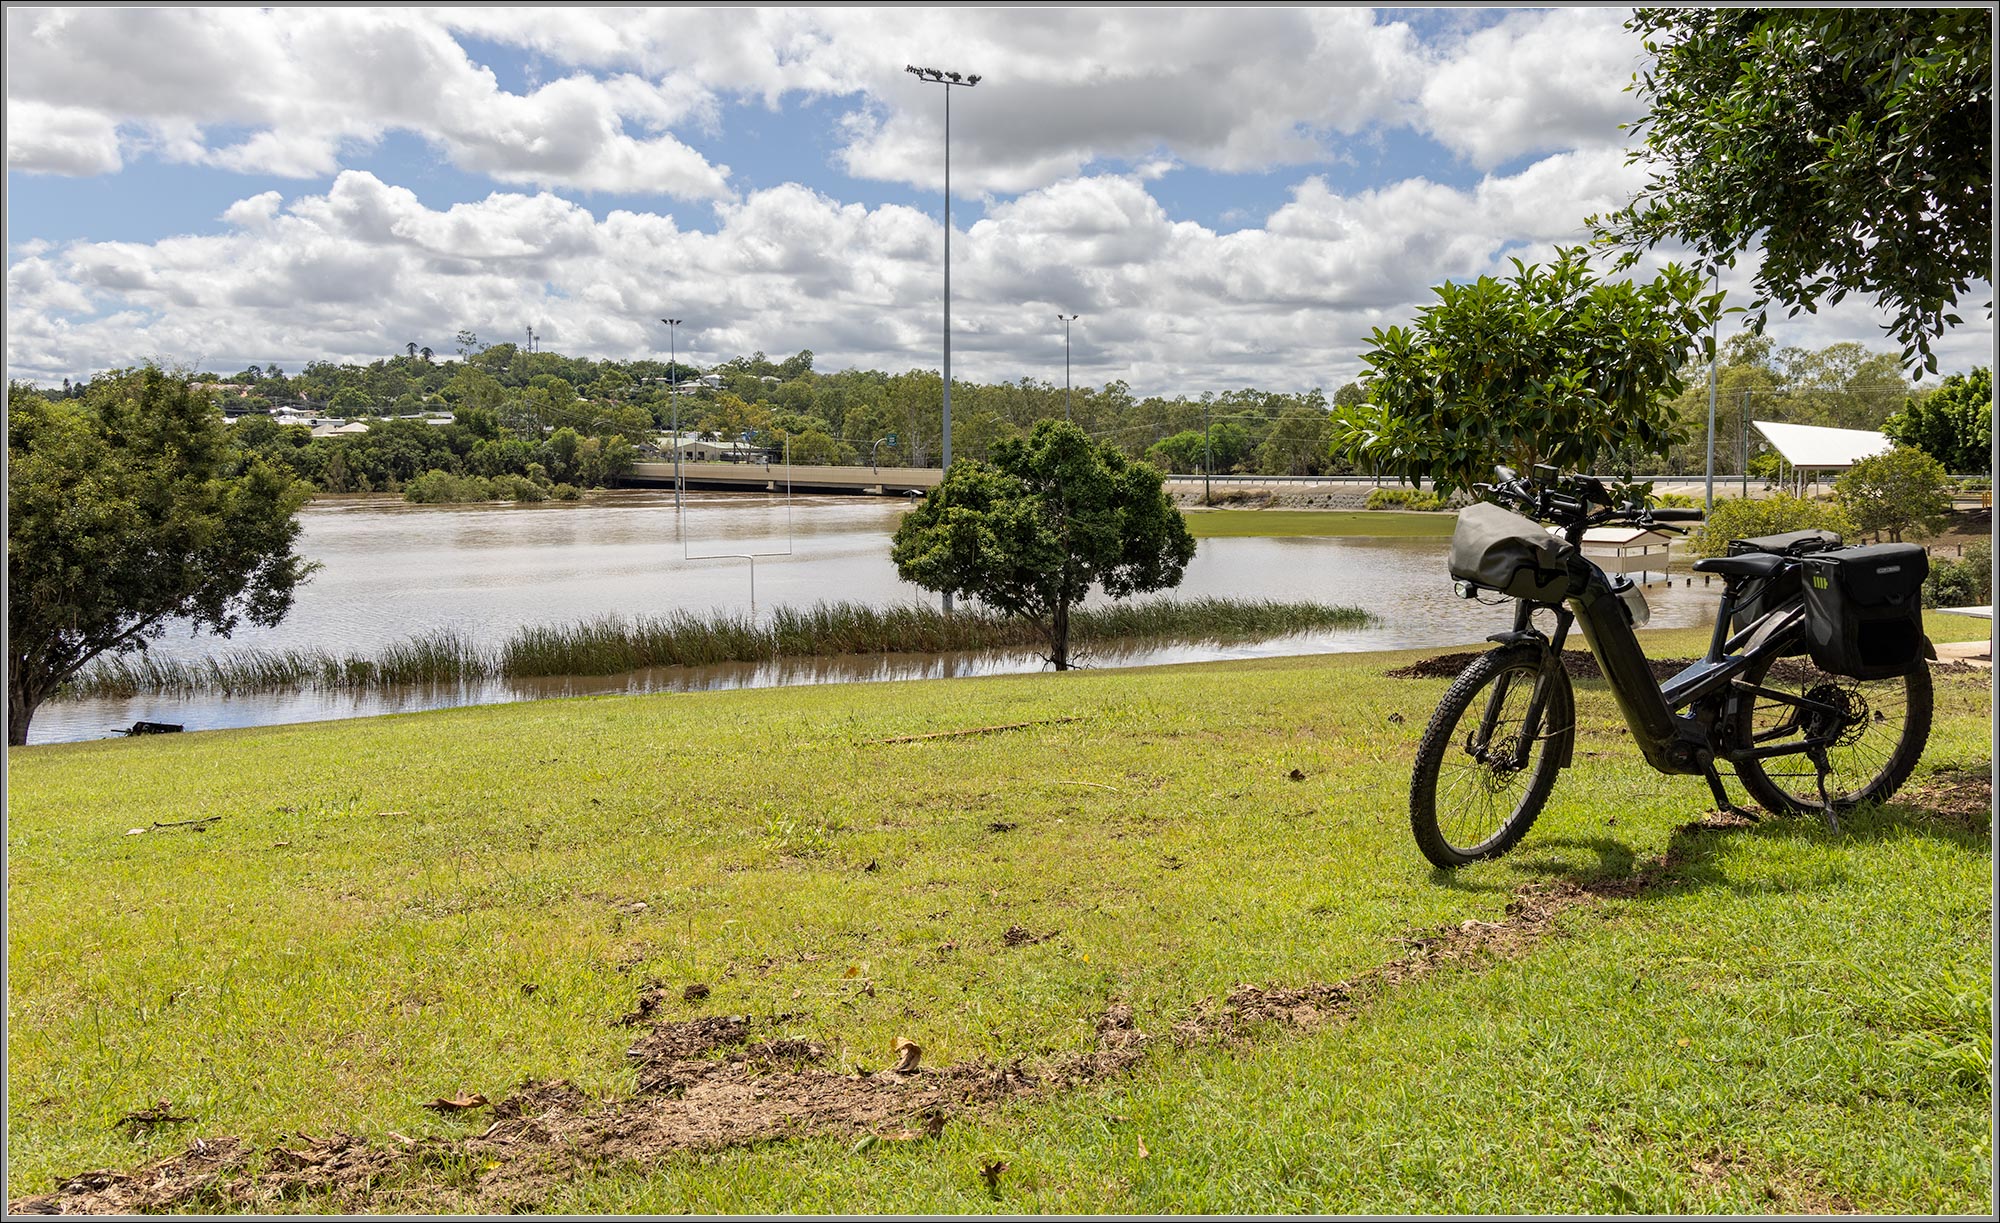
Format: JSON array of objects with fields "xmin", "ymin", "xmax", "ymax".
[
  {"xmin": 1703, "ymin": 313, "xmax": 1719, "ymax": 514},
  {"xmin": 907, "ymin": 64, "xmax": 981, "ymax": 613},
  {"xmin": 661, "ymin": 318, "xmax": 682, "ymax": 511},
  {"xmin": 1058, "ymin": 314, "xmax": 1078, "ymax": 421}
]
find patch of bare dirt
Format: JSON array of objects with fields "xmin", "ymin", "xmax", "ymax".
[
  {"xmin": 1898, "ymin": 767, "xmax": 1992, "ymax": 831},
  {"xmin": 7, "ymin": 854, "xmax": 1702, "ymax": 1215},
  {"xmin": 1386, "ymin": 650, "xmax": 1697, "ymax": 683}
]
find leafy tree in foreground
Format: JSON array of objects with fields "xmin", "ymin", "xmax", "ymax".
[
  {"xmin": 6, "ymin": 369, "xmax": 316, "ymax": 745},
  {"xmin": 890, "ymin": 420, "xmax": 1195, "ymax": 670},
  {"xmin": 1329, "ymin": 246, "xmax": 1722, "ymax": 497},
  {"xmin": 1884, "ymin": 368, "xmax": 1992, "ymax": 476},
  {"xmin": 1836, "ymin": 446, "xmax": 1953, "ymax": 543},
  {"xmin": 1592, "ymin": 8, "xmax": 1991, "ymax": 373}
]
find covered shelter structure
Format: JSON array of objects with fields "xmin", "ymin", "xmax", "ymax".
[{"xmin": 1751, "ymin": 421, "xmax": 1891, "ymax": 495}]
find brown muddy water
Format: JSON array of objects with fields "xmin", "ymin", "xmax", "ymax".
[{"xmin": 31, "ymin": 491, "xmax": 1723, "ymax": 744}]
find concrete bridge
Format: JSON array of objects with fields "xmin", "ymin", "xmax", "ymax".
[
  {"xmin": 624, "ymin": 464, "xmax": 1770, "ymax": 501},
  {"xmin": 625, "ymin": 461, "xmax": 942, "ymax": 495}
]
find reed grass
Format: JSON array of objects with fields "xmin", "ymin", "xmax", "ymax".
[{"xmin": 57, "ymin": 597, "xmax": 1376, "ymax": 698}]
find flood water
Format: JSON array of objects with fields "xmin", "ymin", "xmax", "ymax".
[{"xmin": 31, "ymin": 491, "xmax": 1725, "ymax": 744}]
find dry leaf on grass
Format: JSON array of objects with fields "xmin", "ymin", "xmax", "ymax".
[
  {"xmin": 980, "ymin": 1159, "xmax": 1009, "ymax": 1189},
  {"xmin": 892, "ymin": 1038, "xmax": 922, "ymax": 1074},
  {"xmin": 420, "ymin": 1093, "xmax": 489, "ymax": 1114}
]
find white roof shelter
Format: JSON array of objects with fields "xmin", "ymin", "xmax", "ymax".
[{"xmin": 1751, "ymin": 421, "xmax": 1891, "ymax": 471}]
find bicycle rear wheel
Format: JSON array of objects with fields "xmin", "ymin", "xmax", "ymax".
[
  {"xmin": 1732, "ymin": 652, "xmax": 1932, "ymax": 817},
  {"xmin": 1410, "ymin": 645, "xmax": 1572, "ymax": 868}
]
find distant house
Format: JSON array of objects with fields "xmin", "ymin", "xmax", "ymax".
[
  {"xmin": 667, "ymin": 437, "xmax": 764, "ymax": 462},
  {"xmin": 310, "ymin": 420, "xmax": 373, "ymax": 438}
]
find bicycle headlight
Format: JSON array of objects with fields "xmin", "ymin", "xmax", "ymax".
[{"xmin": 1453, "ymin": 579, "xmax": 1477, "ymax": 599}]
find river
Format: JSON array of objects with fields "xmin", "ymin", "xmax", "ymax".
[{"xmin": 29, "ymin": 491, "xmax": 1725, "ymax": 744}]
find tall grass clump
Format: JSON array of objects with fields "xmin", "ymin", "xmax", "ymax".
[
  {"xmin": 1073, "ymin": 596, "xmax": 1372, "ymax": 642},
  {"xmin": 56, "ymin": 597, "xmax": 1376, "ymax": 698},
  {"xmin": 369, "ymin": 629, "xmax": 489, "ymax": 685}
]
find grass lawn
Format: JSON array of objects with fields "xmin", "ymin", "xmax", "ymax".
[
  {"xmin": 1181, "ymin": 508, "xmax": 1457, "ymax": 538},
  {"xmin": 5, "ymin": 621, "xmax": 1991, "ymax": 1213}
]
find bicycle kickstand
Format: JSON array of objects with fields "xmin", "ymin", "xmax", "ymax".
[
  {"xmin": 1807, "ymin": 745, "xmax": 1839, "ymax": 833},
  {"xmin": 1701, "ymin": 765, "xmax": 1760, "ymax": 823}
]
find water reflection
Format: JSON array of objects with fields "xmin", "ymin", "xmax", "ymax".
[{"xmin": 31, "ymin": 492, "xmax": 1723, "ymax": 744}]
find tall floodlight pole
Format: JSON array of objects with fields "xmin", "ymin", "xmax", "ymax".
[
  {"xmin": 907, "ymin": 64, "xmax": 981, "ymax": 613},
  {"xmin": 661, "ymin": 318, "xmax": 683, "ymax": 511},
  {"xmin": 1058, "ymin": 314, "xmax": 1078, "ymax": 420},
  {"xmin": 1703, "ymin": 312, "xmax": 1719, "ymax": 513}
]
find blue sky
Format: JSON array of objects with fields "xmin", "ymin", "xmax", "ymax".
[{"xmin": 6, "ymin": 7, "xmax": 1988, "ymax": 390}]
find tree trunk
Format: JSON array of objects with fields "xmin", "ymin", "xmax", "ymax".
[
  {"xmin": 1050, "ymin": 602, "xmax": 1071, "ymax": 671},
  {"xmin": 8, "ymin": 674, "xmax": 37, "ymax": 747}
]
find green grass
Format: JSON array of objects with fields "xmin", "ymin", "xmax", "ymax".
[
  {"xmin": 1181, "ymin": 508, "xmax": 1458, "ymax": 538},
  {"xmin": 6, "ymin": 624, "xmax": 1990, "ymax": 1212}
]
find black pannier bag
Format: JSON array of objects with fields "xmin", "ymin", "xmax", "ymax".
[
  {"xmin": 1448, "ymin": 502, "xmax": 1576, "ymax": 601},
  {"xmin": 1727, "ymin": 528, "xmax": 1844, "ymax": 635},
  {"xmin": 1800, "ymin": 543, "xmax": 1928, "ymax": 680}
]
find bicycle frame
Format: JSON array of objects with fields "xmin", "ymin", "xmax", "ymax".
[{"xmin": 1501, "ymin": 549, "xmax": 1851, "ymax": 779}]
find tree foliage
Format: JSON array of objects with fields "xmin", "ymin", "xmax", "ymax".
[
  {"xmin": 889, "ymin": 421, "xmax": 1195, "ymax": 670},
  {"xmin": 1835, "ymin": 446, "xmax": 1954, "ymax": 543},
  {"xmin": 1884, "ymin": 367, "xmax": 1992, "ymax": 475},
  {"xmin": 1592, "ymin": 8, "xmax": 1991, "ymax": 373},
  {"xmin": 6, "ymin": 369, "xmax": 316, "ymax": 744},
  {"xmin": 1329, "ymin": 247, "xmax": 1723, "ymax": 496}
]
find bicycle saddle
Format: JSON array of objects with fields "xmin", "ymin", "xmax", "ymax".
[{"xmin": 1692, "ymin": 552, "xmax": 1790, "ymax": 579}]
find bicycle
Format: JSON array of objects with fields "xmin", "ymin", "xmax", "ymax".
[{"xmin": 1409, "ymin": 464, "xmax": 1934, "ymax": 869}]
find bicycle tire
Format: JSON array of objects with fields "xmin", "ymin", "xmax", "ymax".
[
  {"xmin": 1410, "ymin": 644, "xmax": 1572, "ymax": 868},
  {"xmin": 1732, "ymin": 651, "xmax": 1932, "ymax": 818}
]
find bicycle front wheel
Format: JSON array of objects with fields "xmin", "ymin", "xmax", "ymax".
[
  {"xmin": 1410, "ymin": 645, "xmax": 1571, "ymax": 868},
  {"xmin": 1732, "ymin": 652, "xmax": 1932, "ymax": 817}
]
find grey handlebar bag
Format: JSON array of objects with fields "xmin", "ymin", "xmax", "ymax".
[{"xmin": 1448, "ymin": 502, "xmax": 1577, "ymax": 602}]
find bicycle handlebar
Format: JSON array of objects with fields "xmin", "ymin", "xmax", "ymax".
[{"xmin": 1478, "ymin": 465, "xmax": 1704, "ymax": 536}]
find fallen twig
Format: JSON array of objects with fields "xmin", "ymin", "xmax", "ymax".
[
  {"xmin": 866, "ymin": 716, "xmax": 1080, "ymax": 746},
  {"xmin": 150, "ymin": 816, "xmax": 223, "ymax": 831}
]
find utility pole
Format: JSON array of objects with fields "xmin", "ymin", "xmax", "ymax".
[
  {"xmin": 906, "ymin": 63, "xmax": 981, "ymax": 613},
  {"xmin": 661, "ymin": 318, "xmax": 682, "ymax": 511},
  {"xmin": 1203, "ymin": 399, "xmax": 1212, "ymax": 504},
  {"xmin": 1741, "ymin": 390, "xmax": 1750, "ymax": 498},
  {"xmin": 1064, "ymin": 315, "xmax": 1080, "ymax": 419}
]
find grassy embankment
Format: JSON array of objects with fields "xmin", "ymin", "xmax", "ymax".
[
  {"xmin": 60, "ymin": 597, "xmax": 1372, "ymax": 700},
  {"xmin": 5, "ymin": 617, "xmax": 1991, "ymax": 1213}
]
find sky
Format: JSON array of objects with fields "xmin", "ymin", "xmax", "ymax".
[{"xmin": 4, "ymin": 6, "xmax": 1991, "ymax": 394}]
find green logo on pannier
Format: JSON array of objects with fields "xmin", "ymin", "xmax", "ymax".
[{"xmin": 1811, "ymin": 574, "xmax": 1829, "ymax": 588}]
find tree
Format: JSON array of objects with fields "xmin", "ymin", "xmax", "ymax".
[
  {"xmin": 1836, "ymin": 446, "xmax": 1953, "ymax": 543},
  {"xmin": 1591, "ymin": 8, "xmax": 1991, "ymax": 373},
  {"xmin": 890, "ymin": 420, "xmax": 1195, "ymax": 670},
  {"xmin": 6, "ymin": 369, "xmax": 315, "ymax": 745},
  {"xmin": 1884, "ymin": 368, "xmax": 1992, "ymax": 475},
  {"xmin": 1329, "ymin": 247, "xmax": 1722, "ymax": 496},
  {"xmin": 1255, "ymin": 405, "xmax": 1332, "ymax": 476}
]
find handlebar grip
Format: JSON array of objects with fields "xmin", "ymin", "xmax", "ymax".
[{"xmin": 1649, "ymin": 508, "xmax": 1705, "ymax": 522}]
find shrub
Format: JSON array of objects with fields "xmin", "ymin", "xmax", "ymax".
[
  {"xmin": 550, "ymin": 483, "xmax": 582, "ymax": 501},
  {"xmin": 403, "ymin": 469, "xmax": 497, "ymax": 504},
  {"xmin": 1653, "ymin": 491, "xmax": 1701, "ymax": 509},
  {"xmin": 1837, "ymin": 445, "xmax": 1953, "ymax": 542},
  {"xmin": 1923, "ymin": 538, "xmax": 1991, "ymax": 609},
  {"xmin": 1365, "ymin": 487, "xmax": 1450, "ymax": 511},
  {"xmin": 1687, "ymin": 492, "xmax": 1857, "ymax": 557}
]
